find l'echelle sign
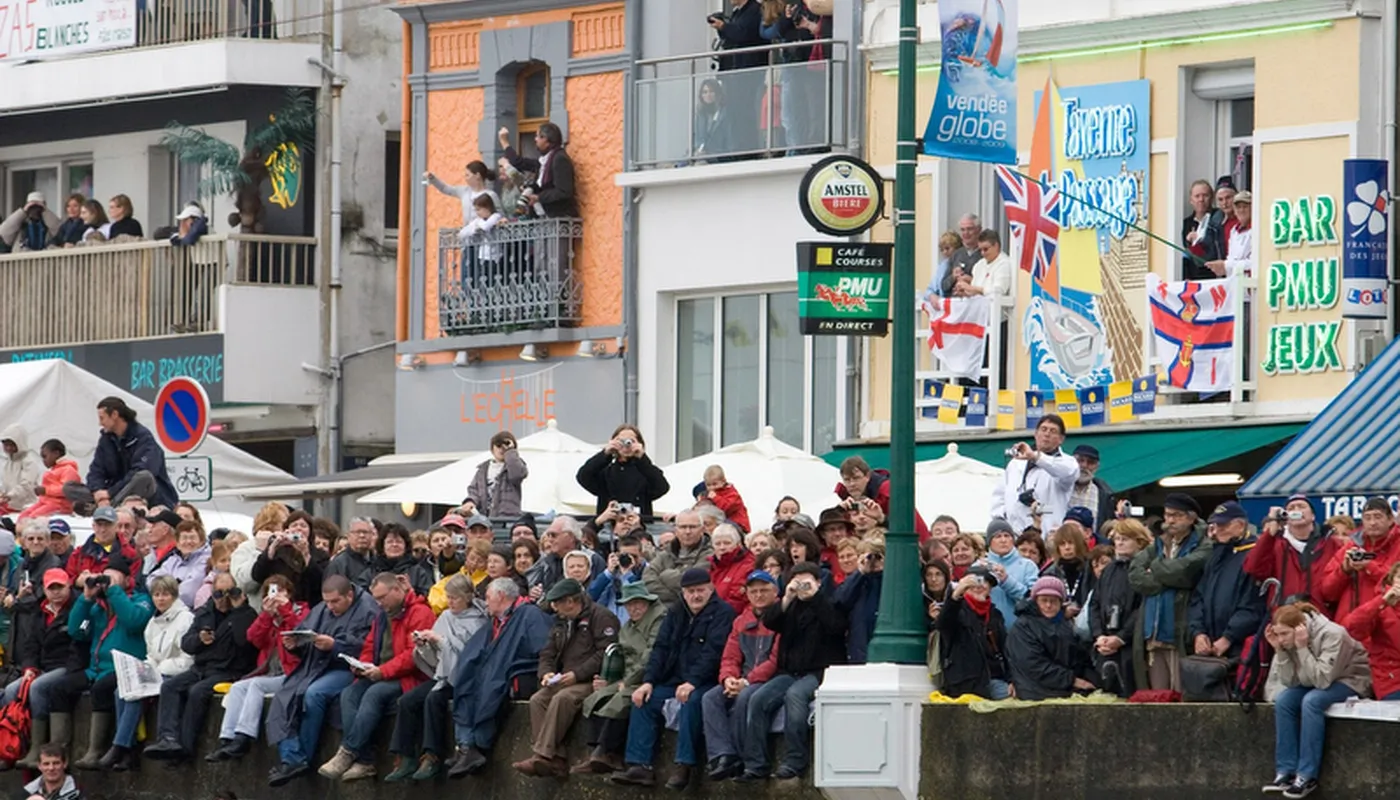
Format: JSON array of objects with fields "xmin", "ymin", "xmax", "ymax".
[
  {"xmin": 0, "ymin": 0, "xmax": 137, "ymax": 61},
  {"xmin": 797, "ymin": 242, "xmax": 892, "ymax": 336}
]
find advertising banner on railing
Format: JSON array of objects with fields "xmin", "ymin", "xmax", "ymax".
[
  {"xmin": 922, "ymin": 0, "xmax": 1018, "ymax": 164},
  {"xmin": 0, "ymin": 0, "xmax": 137, "ymax": 61},
  {"xmin": 1341, "ymin": 158, "xmax": 1389, "ymax": 319}
]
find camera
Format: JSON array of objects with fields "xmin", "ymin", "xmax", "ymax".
[
  {"xmin": 706, "ymin": 11, "xmax": 726, "ymax": 23},
  {"xmin": 1017, "ymin": 489, "xmax": 1037, "ymax": 507},
  {"xmin": 1349, "ymin": 549, "xmax": 1378, "ymax": 562},
  {"xmin": 452, "ymin": 534, "xmax": 466, "ymax": 548},
  {"xmin": 617, "ymin": 503, "xmax": 637, "ymax": 516},
  {"xmin": 85, "ymin": 575, "xmax": 111, "ymax": 590},
  {"xmin": 1107, "ymin": 604, "xmax": 1122, "ymax": 633},
  {"xmin": 617, "ymin": 553, "xmax": 634, "ymax": 570},
  {"xmin": 515, "ymin": 189, "xmax": 536, "ymax": 217},
  {"xmin": 1005, "ymin": 446, "xmax": 1021, "ymax": 458},
  {"xmin": 618, "ymin": 437, "xmax": 636, "ymax": 449}
]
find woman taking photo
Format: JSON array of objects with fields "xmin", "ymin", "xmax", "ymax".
[
  {"xmin": 937, "ymin": 564, "xmax": 1009, "ymax": 699},
  {"xmin": 1265, "ymin": 601, "xmax": 1372, "ymax": 798},
  {"xmin": 465, "ymin": 432, "xmax": 528, "ymax": 520},
  {"xmin": 576, "ymin": 425, "xmax": 670, "ymax": 518}
]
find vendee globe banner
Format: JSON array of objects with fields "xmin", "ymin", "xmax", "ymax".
[
  {"xmin": 922, "ymin": 0, "xmax": 1018, "ymax": 165},
  {"xmin": 0, "ymin": 0, "xmax": 137, "ymax": 62}
]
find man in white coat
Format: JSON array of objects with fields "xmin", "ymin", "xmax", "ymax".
[{"xmin": 990, "ymin": 414, "xmax": 1079, "ymax": 536}]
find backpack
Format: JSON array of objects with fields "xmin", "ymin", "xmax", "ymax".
[{"xmin": 0, "ymin": 675, "xmax": 33, "ymax": 762}]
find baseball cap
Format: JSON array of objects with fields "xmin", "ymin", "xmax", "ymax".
[
  {"xmin": 1064, "ymin": 507, "xmax": 1095, "ymax": 529},
  {"xmin": 149, "ymin": 509, "xmax": 182, "ymax": 528},
  {"xmin": 1233, "ymin": 190, "xmax": 1253, "ymax": 205},
  {"xmin": 175, "ymin": 203, "xmax": 205, "ymax": 221},
  {"xmin": 1071, "ymin": 445, "xmax": 1100, "ymax": 461},
  {"xmin": 1208, "ymin": 501, "xmax": 1248, "ymax": 525},
  {"xmin": 438, "ymin": 513, "xmax": 467, "ymax": 529},
  {"xmin": 680, "ymin": 567, "xmax": 711, "ymax": 588},
  {"xmin": 745, "ymin": 569, "xmax": 778, "ymax": 587},
  {"xmin": 47, "ymin": 519, "xmax": 71, "ymax": 536},
  {"xmin": 466, "ymin": 513, "xmax": 491, "ymax": 529},
  {"xmin": 24, "ymin": 191, "xmax": 44, "ymax": 207},
  {"xmin": 92, "ymin": 507, "xmax": 118, "ymax": 524},
  {"xmin": 43, "ymin": 568, "xmax": 70, "ymax": 588}
]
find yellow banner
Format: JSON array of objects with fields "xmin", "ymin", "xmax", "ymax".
[
  {"xmin": 996, "ymin": 389, "xmax": 1016, "ymax": 431},
  {"xmin": 1108, "ymin": 380, "xmax": 1134, "ymax": 424},
  {"xmin": 1053, "ymin": 388, "xmax": 1081, "ymax": 429},
  {"xmin": 938, "ymin": 383, "xmax": 965, "ymax": 425}
]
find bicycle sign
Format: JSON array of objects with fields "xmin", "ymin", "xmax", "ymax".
[{"xmin": 166, "ymin": 456, "xmax": 213, "ymax": 502}]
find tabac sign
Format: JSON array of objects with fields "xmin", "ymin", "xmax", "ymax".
[{"xmin": 797, "ymin": 242, "xmax": 892, "ymax": 336}]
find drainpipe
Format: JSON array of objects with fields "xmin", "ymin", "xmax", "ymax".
[
  {"xmin": 316, "ymin": 0, "xmax": 334, "ymax": 477},
  {"xmin": 396, "ymin": 21, "xmax": 412, "ymax": 343},
  {"xmin": 622, "ymin": 0, "xmax": 643, "ymax": 423},
  {"xmin": 1386, "ymin": 0, "xmax": 1397, "ymax": 342},
  {"xmin": 328, "ymin": 0, "xmax": 345, "ymax": 470}
]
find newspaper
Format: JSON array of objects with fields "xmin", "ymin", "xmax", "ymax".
[
  {"xmin": 113, "ymin": 650, "xmax": 163, "ymax": 701},
  {"xmin": 338, "ymin": 653, "xmax": 373, "ymax": 672},
  {"xmin": 280, "ymin": 629, "xmax": 319, "ymax": 647}
]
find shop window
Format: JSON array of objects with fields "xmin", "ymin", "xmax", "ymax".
[
  {"xmin": 675, "ymin": 291, "xmax": 840, "ymax": 459},
  {"xmin": 515, "ymin": 63, "xmax": 550, "ymax": 158},
  {"xmin": 384, "ymin": 132, "xmax": 402, "ymax": 236}
]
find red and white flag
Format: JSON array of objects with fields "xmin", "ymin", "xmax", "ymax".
[
  {"xmin": 923, "ymin": 295, "xmax": 991, "ymax": 380},
  {"xmin": 1146, "ymin": 273, "xmax": 1236, "ymax": 392}
]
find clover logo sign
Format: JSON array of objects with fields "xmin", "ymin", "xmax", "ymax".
[{"xmin": 1346, "ymin": 180, "xmax": 1388, "ymax": 238}]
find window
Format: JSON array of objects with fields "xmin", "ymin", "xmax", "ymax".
[
  {"xmin": 515, "ymin": 63, "xmax": 550, "ymax": 158},
  {"xmin": 6, "ymin": 160, "xmax": 92, "ymax": 210},
  {"xmin": 1220, "ymin": 97, "xmax": 1254, "ymax": 191},
  {"xmin": 676, "ymin": 291, "xmax": 842, "ymax": 459},
  {"xmin": 384, "ymin": 132, "xmax": 402, "ymax": 236}
]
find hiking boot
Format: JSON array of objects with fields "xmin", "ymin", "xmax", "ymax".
[
  {"xmin": 665, "ymin": 764, "xmax": 692, "ymax": 790},
  {"xmin": 341, "ymin": 761, "xmax": 376, "ymax": 781},
  {"xmin": 410, "ymin": 753, "xmax": 441, "ymax": 781},
  {"xmin": 384, "ymin": 756, "xmax": 417, "ymax": 782},
  {"xmin": 447, "ymin": 746, "xmax": 486, "ymax": 779},
  {"xmin": 1263, "ymin": 773, "xmax": 1294, "ymax": 794},
  {"xmin": 610, "ymin": 764, "xmax": 655, "ymax": 786},
  {"xmin": 318, "ymin": 747, "xmax": 355, "ymax": 779}
]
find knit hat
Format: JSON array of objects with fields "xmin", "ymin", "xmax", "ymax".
[
  {"xmin": 680, "ymin": 567, "xmax": 712, "ymax": 588},
  {"xmin": 985, "ymin": 519, "xmax": 1016, "ymax": 540},
  {"xmin": 1030, "ymin": 575, "xmax": 1067, "ymax": 600},
  {"xmin": 511, "ymin": 513, "xmax": 538, "ymax": 537},
  {"xmin": 1163, "ymin": 493, "xmax": 1201, "ymax": 516}
]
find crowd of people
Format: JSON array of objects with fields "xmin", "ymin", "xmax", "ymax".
[{"xmin": 0, "ymin": 192, "xmax": 209, "ymax": 255}]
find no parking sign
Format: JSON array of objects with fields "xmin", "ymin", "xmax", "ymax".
[{"xmin": 153, "ymin": 378, "xmax": 210, "ymax": 456}]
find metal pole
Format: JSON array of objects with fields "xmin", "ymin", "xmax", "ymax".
[
  {"xmin": 315, "ymin": 0, "xmax": 333, "ymax": 479},
  {"xmin": 866, "ymin": 0, "xmax": 924, "ymax": 664}
]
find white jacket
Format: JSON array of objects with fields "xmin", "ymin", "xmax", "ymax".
[
  {"xmin": 146, "ymin": 599, "xmax": 196, "ymax": 676},
  {"xmin": 0, "ymin": 424, "xmax": 42, "ymax": 509},
  {"xmin": 230, "ymin": 538, "xmax": 264, "ymax": 611},
  {"xmin": 989, "ymin": 448, "xmax": 1079, "ymax": 535}
]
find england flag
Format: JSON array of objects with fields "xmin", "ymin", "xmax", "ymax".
[
  {"xmin": 1146, "ymin": 273, "xmax": 1236, "ymax": 392},
  {"xmin": 923, "ymin": 295, "xmax": 992, "ymax": 380}
]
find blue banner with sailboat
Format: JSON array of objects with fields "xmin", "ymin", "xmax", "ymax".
[{"xmin": 922, "ymin": 0, "xmax": 1018, "ymax": 165}]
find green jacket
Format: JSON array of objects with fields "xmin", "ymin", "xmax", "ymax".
[
  {"xmin": 582, "ymin": 601, "xmax": 666, "ymax": 719},
  {"xmin": 1128, "ymin": 520, "xmax": 1212, "ymax": 690},
  {"xmin": 68, "ymin": 584, "xmax": 154, "ymax": 681}
]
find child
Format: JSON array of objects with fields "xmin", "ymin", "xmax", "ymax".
[
  {"xmin": 692, "ymin": 465, "xmax": 751, "ymax": 533},
  {"xmin": 459, "ymin": 193, "xmax": 504, "ymax": 264},
  {"xmin": 194, "ymin": 540, "xmax": 235, "ymax": 607},
  {"xmin": 18, "ymin": 439, "xmax": 79, "ymax": 521}
]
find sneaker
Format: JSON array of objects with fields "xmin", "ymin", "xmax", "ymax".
[
  {"xmin": 318, "ymin": 747, "xmax": 356, "ymax": 779},
  {"xmin": 1282, "ymin": 777, "xmax": 1318, "ymax": 799},
  {"xmin": 610, "ymin": 764, "xmax": 656, "ymax": 786},
  {"xmin": 268, "ymin": 762, "xmax": 310, "ymax": 788},
  {"xmin": 1263, "ymin": 773, "xmax": 1294, "ymax": 793},
  {"xmin": 341, "ymin": 761, "xmax": 376, "ymax": 781}
]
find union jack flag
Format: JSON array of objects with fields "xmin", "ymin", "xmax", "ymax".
[{"xmin": 995, "ymin": 166, "xmax": 1062, "ymax": 295}]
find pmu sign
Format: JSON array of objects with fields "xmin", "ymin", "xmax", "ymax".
[
  {"xmin": 796, "ymin": 242, "xmax": 893, "ymax": 337},
  {"xmin": 154, "ymin": 378, "xmax": 211, "ymax": 456}
]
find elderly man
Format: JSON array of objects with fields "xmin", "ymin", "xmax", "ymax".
[
  {"xmin": 513, "ymin": 577, "xmax": 619, "ymax": 778},
  {"xmin": 64, "ymin": 507, "xmax": 138, "ymax": 582},
  {"xmin": 7, "ymin": 519, "xmax": 62, "ymax": 603},
  {"xmin": 529, "ymin": 517, "xmax": 605, "ymax": 595},
  {"xmin": 1245, "ymin": 494, "xmax": 1342, "ymax": 615},
  {"xmin": 446, "ymin": 577, "xmax": 551, "ymax": 779},
  {"xmin": 1067, "ymin": 445, "xmax": 1116, "ymax": 535},
  {"xmin": 325, "ymin": 517, "xmax": 378, "ymax": 589},
  {"xmin": 990, "ymin": 414, "xmax": 1079, "ymax": 535},
  {"xmin": 642, "ymin": 510, "xmax": 715, "ymax": 606},
  {"xmin": 703, "ymin": 570, "xmax": 780, "ymax": 781},
  {"xmin": 611, "ymin": 568, "xmax": 735, "ymax": 790},
  {"xmin": 266, "ymin": 575, "xmax": 381, "ymax": 787},
  {"xmin": 144, "ymin": 572, "xmax": 259, "ymax": 762},
  {"xmin": 940, "ymin": 213, "xmax": 984, "ymax": 295},
  {"xmin": 1129, "ymin": 493, "xmax": 1212, "ymax": 692},
  {"xmin": 1187, "ymin": 502, "xmax": 1264, "ymax": 664},
  {"xmin": 140, "ymin": 508, "xmax": 183, "ymax": 577},
  {"xmin": 1321, "ymin": 497, "xmax": 1400, "ymax": 619}
]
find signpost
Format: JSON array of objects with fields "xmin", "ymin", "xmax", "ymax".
[
  {"xmin": 797, "ymin": 242, "xmax": 893, "ymax": 336},
  {"xmin": 153, "ymin": 378, "xmax": 210, "ymax": 456},
  {"xmin": 166, "ymin": 456, "xmax": 213, "ymax": 502}
]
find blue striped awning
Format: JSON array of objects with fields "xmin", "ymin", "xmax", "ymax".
[{"xmin": 1240, "ymin": 336, "xmax": 1400, "ymax": 498}]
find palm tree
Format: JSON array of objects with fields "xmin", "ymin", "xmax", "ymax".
[{"xmin": 160, "ymin": 89, "xmax": 316, "ymax": 233}]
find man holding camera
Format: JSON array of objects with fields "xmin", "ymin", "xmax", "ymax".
[
  {"xmin": 1321, "ymin": 497, "xmax": 1400, "ymax": 620},
  {"xmin": 1187, "ymin": 502, "xmax": 1264, "ymax": 664},
  {"xmin": 590, "ymin": 533, "xmax": 647, "ymax": 621},
  {"xmin": 1245, "ymin": 494, "xmax": 1341, "ymax": 615},
  {"xmin": 990, "ymin": 414, "xmax": 1079, "ymax": 536}
]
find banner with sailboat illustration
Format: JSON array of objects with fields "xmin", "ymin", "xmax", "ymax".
[
  {"xmin": 922, "ymin": 0, "xmax": 1018, "ymax": 165},
  {"xmin": 996, "ymin": 77, "xmax": 1152, "ymax": 390}
]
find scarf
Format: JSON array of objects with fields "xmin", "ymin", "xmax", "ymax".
[
  {"xmin": 963, "ymin": 593, "xmax": 992, "ymax": 621},
  {"xmin": 952, "ymin": 564, "xmax": 970, "ymax": 581}
]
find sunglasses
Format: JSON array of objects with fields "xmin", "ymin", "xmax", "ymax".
[{"xmin": 212, "ymin": 588, "xmax": 243, "ymax": 600}]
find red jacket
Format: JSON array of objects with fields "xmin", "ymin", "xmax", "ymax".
[
  {"xmin": 65, "ymin": 535, "xmax": 140, "ymax": 582},
  {"xmin": 1243, "ymin": 526, "xmax": 1341, "ymax": 617},
  {"xmin": 709, "ymin": 484, "xmax": 752, "ymax": 533},
  {"xmin": 1344, "ymin": 594, "xmax": 1400, "ymax": 700},
  {"xmin": 358, "ymin": 590, "xmax": 436, "ymax": 691},
  {"xmin": 18, "ymin": 458, "xmax": 79, "ymax": 521},
  {"xmin": 718, "ymin": 605, "xmax": 779, "ymax": 684},
  {"xmin": 1320, "ymin": 526, "xmax": 1400, "ymax": 621},
  {"xmin": 710, "ymin": 548, "xmax": 757, "ymax": 616},
  {"xmin": 247, "ymin": 600, "xmax": 311, "ymax": 676},
  {"xmin": 833, "ymin": 468, "xmax": 931, "ymax": 542}
]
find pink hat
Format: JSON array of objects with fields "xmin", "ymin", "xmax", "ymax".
[
  {"xmin": 438, "ymin": 513, "xmax": 467, "ymax": 529},
  {"xmin": 1030, "ymin": 576, "xmax": 1067, "ymax": 601}
]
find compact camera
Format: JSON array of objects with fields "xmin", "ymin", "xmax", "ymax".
[
  {"xmin": 1349, "ymin": 549, "xmax": 1378, "ymax": 562},
  {"xmin": 618, "ymin": 437, "xmax": 636, "ymax": 448}
]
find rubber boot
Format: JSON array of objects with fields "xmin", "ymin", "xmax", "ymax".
[
  {"xmin": 16, "ymin": 717, "xmax": 50, "ymax": 769},
  {"xmin": 74, "ymin": 712, "xmax": 113, "ymax": 770}
]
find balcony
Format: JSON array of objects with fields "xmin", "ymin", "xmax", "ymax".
[
  {"xmin": 631, "ymin": 39, "xmax": 849, "ymax": 169},
  {"xmin": 0, "ymin": 234, "xmax": 316, "ymax": 349},
  {"xmin": 436, "ymin": 218, "xmax": 584, "ymax": 337}
]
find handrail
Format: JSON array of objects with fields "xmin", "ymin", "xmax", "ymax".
[{"xmin": 635, "ymin": 37, "xmax": 843, "ymax": 67}]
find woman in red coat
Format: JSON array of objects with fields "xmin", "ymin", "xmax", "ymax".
[
  {"xmin": 1342, "ymin": 562, "xmax": 1400, "ymax": 701},
  {"xmin": 709, "ymin": 524, "xmax": 756, "ymax": 616}
]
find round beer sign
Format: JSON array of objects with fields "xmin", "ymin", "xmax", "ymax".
[{"xmin": 798, "ymin": 155, "xmax": 885, "ymax": 237}]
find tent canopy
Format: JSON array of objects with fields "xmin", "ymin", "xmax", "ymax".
[
  {"xmin": 914, "ymin": 443, "xmax": 1004, "ymax": 533},
  {"xmin": 655, "ymin": 427, "xmax": 842, "ymax": 521},
  {"xmin": 0, "ymin": 359, "xmax": 291, "ymax": 514}
]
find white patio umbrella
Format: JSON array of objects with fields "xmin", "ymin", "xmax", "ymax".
[
  {"xmin": 654, "ymin": 426, "xmax": 843, "ymax": 523},
  {"xmin": 914, "ymin": 442, "xmax": 1005, "ymax": 534},
  {"xmin": 357, "ymin": 419, "xmax": 601, "ymax": 515}
]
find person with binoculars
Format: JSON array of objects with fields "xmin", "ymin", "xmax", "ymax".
[{"xmin": 989, "ymin": 414, "xmax": 1079, "ymax": 537}]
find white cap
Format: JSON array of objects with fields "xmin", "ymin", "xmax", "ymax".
[
  {"xmin": 24, "ymin": 191, "xmax": 44, "ymax": 207},
  {"xmin": 175, "ymin": 203, "xmax": 205, "ymax": 221}
]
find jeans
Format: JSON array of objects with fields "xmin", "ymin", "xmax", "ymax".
[
  {"xmin": 700, "ymin": 682, "xmax": 761, "ymax": 760},
  {"xmin": 277, "ymin": 670, "xmax": 354, "ymax": 767},
  {"xmin": 2, "ymin": 668, "xmax": 67, "ymax": 719},
  {"xmin": 624, "ymin": 683, "xmax": 710, "ymax": 767},
  {"xmin": 742, "ymin": 673, "xmax": 820, "ymax": 776},
  {"xmin": 156, "ymin": 670, "xmax": 236, "ymax": 753},
  {"xmin": 1274, "ymin": 682, "xmax": 1356, "ymax": 780},
  {"xmin": 114, "ymin": 697, "xmax": 149, "ymax": 748},
  {"xmin": 340, "ymin": 679, "xmax": 403, "ymax": 761},
  {"xmin": 1382, "ymin": 689, "xmax": 1400, "ymax": 701},
  {"xmin": 988, "ymin": 679, "xmax": 1012, "ymax": 701},
  {"xmin": 219, "ymin": 675, "xmax": 285, "ymax": 740}
]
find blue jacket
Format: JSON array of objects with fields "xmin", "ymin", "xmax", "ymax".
[
  {"xmin": 1188, "ymin": 532, "xmax": 1265, "ymax": 657},
  {"xmin": 984, "ymin": 549, "xmax": 1040, "ymax": 626},
  {"xmin": 68, "ymin": 584, "xmax": 154, "ymax": 680},
  {"xmin": 589, "ymin": 566, "xmax": 643, "ymax": 621},
  {"xmin": 643, "ymin": 592, "xmax": 735, "ymax": 688},
  {"xmin": 86, "ymin": 420, "xmax": 177, "ymax": 508},
  {"xmin": 834, "ymin": 570, "xmax": 882, "ymax": 664},
  {"xmin": 452, "ymin": 600, "xmax": 552, "ymax": 731}
]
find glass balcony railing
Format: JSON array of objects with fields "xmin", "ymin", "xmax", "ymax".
[
  {"xmin": 436, "ymin": 218, "xmax": 584, "ymax": 337},
  {"xmin": 632, "ymin": 38, "xmax": 849, "ymax": 169},
  {"xmin": 0, "ymin": 234, "xmax": 316, "ymax": 348},
  {"xmin": 138, "ymin": 0, "xmax": 321, "ymax": 49}
]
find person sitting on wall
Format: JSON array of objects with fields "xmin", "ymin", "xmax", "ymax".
[
  {"xmin": 498, "ymin": 123, "xmax": 579, "ymax": 218},
  {"xmin": 62, "ymin": 397, "xmax": 177, "ymax": 513}
]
